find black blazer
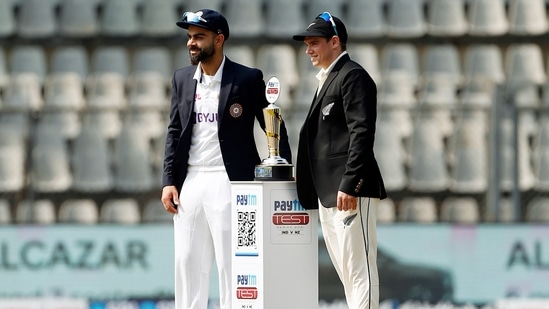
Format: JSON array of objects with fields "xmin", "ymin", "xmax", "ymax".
[
  {"xmin": 162, "ymin": 57, "xmax": 292, "ymax": 191},
  {"xmin": 296, "ymin": 54, "xmax": 386, "ymax": 210}
]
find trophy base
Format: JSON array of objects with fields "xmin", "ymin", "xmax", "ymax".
[{"xmin": 254, "ymin": 164, "xmax": 294, "ymax": 181}]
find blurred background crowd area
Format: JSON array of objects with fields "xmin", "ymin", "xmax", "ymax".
[{"xmin": 2, "ymin": 0, "xmax": 549, "ymax": 225}]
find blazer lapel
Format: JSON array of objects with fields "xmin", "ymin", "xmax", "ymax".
[
  {"xmin": 218, "ymin": 58, "xmax": 235, "ymax": 125},
  {"xmin": 179, "ymin": 69, "xmax": 197, "ymax": 127},
  {"xmin": 307, "ymin": 54, "xmax": 350, "ymax": 118}
]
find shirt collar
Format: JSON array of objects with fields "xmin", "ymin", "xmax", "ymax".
[
  {"xmin": 193, "ymin": 56, "xmax": 226, "ymax": 85},
  {"xmin": 316, "ymin": 51, "xmax": 348, "ymax": 82}
]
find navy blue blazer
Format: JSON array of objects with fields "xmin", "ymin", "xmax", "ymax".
[
  {"xmin": 296, "ymin": 54, "xmax": 386, "ymax": 209},
  {"xmin": 162, "ymin": 57, "xmax": 292, "ymax": 191}
]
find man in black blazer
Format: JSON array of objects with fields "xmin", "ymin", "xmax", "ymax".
[
  {"xmin": 293, "ymin": 12, "xmax": 386, "ymax": 309},
  {"xmin": 161, "ymin": 9, "xmax": 291, "ymax": 309}
]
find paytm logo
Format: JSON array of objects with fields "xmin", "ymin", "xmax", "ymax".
[
  {"xmin": 236, "ymin": 274, "xmax": 257, "ymax": 286},
  {"xmin": 273, "ymin": 199, "xmax": 304, "ymax": 211},
  {"xmin": 236, "ymin": 194, "xmax": 257, "ymax": 206}
]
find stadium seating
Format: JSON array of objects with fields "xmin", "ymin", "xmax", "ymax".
[
  {"xmin": 100, "ymin": 198, "xmax": 141, "ymax": 224},
  {"xmin": 16, "ymin": 199, "xmax": 57, "ymax": 224},
  {"xmin": 17, "ymin": 0, "xmax": 57, "ymax": 38},
  {"xmin": 0, "ymin": 199, "xmax": 11, "ymax": 224},
  {"xmin": 59, "ymin": 0, "xmax": 100, "ymax": 38},
  {"xmin": 386, "ymin": 0, "xmax": 426, "ymax": 38},
  {"xmin": 440, "ymin": 197, "xmax": 480, "ymax": 223},
  {"xmin": 58, "ymin": 199, "xmax": 99, "ymax": 224},
  {"xmin": 398, "ymin": 197, "xmax": 438, "ymax": 223},
  {"xmin": 426, "ymin": 0, "xmax": 468, "ymax": 37},
  {"xmin": 141, "ymin": 0, "xmax": 179, "ymax": 37},
  {"xmin": 468, "ymin": 0, "xmax": 509, "ymax": 36},
  {"xmin": 346, "ymin": 0, "xmax": 386, "ymax": 38}
]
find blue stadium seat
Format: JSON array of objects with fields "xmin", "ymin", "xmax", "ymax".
[
  {"xmin": 51, "ymin": 46, "xmax": 89, "ymax": 81},
  {"xmin": 398, "ymin": 197, "xmax": 438, "ymax": 223},
  {"xmin": 9, "ymin": 45, "xmax": 47, "ymax": 82},
  {"xmin": 463, "ymin": 44, "xmax": 505, "ymax": 84},
  {"xmin": 380, "ymin": 43, "xmax": 420, "ymax": 88},
  {"xmin": 264, "ymin": 0, "xmax": 306, "ymax": 38},
  {"xmin": 526, "ymin": 197, "xmax": 549, "ymax": 222},
  {"xmin": 499, "ymin": 115, "xmax": 535, "ymax": 192},
  {"xmin": 373, "ymin": 117, "xmax": 407, "ymax": 191},
  {"xmin": 468, "ymin": 0, "xmax": 509, "ymax": 36},
  {"xmin": 91, "ymin": 46, "xmax": 129, "ymax": 78},
  {"xmin": 30, "ymin": 125, "xmax": 73, "ymax": 193},
  {"xmin": 426, "ymin": 0, "xmax": 468, "ymax": 37},
  {"xmin": 0, "ymin": 124, "xmax": 25, "ymax": 193},
  {"xmin": 533, "ymin": 112, "xmax": 549, "ymax": 192},
  {"xmin": 0, "ymin": 199, "xmax": 11, "ymax": 224},
  {"xmin": 505, "ymin": 43, "xmax": 546, "ymax": 87},
  {"xmin": 133, "ymin": 47, "xmax": 173, "ymax": 82},
  {"xmin": 417, "ymin": 78, "xmax": 458, "ymax": 138},
  {"xmin": 16, "ymin": 199, "xmax": 56, "ymax": 224},
  {"xmin": 184, "ymin": 0, "xmax": 223, "ymax": 12},
  {"xmin": 141, "ymin": 0, "xmax": 179, "ymax": 37},
  {"xmin": 127, "ymin": 73, "xmax": 168, "ymax": 111},
  {"xmin": 71, "ymin": 123, "xmax": 113, "ymax": 192},
  {"xmin": 225, "ymin": 45, "xmax": 256, "ymax": 68},
  {"xmin": 59, "ymin": 0, "xmax": 100, "ymax": 38},
  {"xmin": 0, "ymin": 47, "xmax": 6, "ymax": 88},
  {"xmin": 224, "ymin": 0, "xmax": 264, "ymax": 39},
  {"xmin": 38, "ymin": 110, "xmax": 81, "ymax": 140},
  {"xmin": 113, "ymin": 124, "xmax": 155, "ymax": 193},
  {"xmin": 17, "ymin": 0, "xmax": 57, "ymax": 38},
  {"xmin": 376, "ymin": 197, "xmax": 396, "ymax": 224},
  {"xmin": 422, "ymin": 44, "xmax": 463, "ymax": 86},
  {"xmin": 100, "ymin": 198, "xmax": 141, "ymax": 224},
  {"xmin": 448, "ymin": 109, "xmax": 488, "ymax": 193},
  {"xmin": 58, "ymin": 199, "xmax": 99, "ymax": 224},
  {"xmin": 440, "ymin": 197, "xmax": 480, "ymax": 223},
  {"xmin": 81, "ymin": 109, "xmax": 122, "ymax": 139},
  {"xmin": 306, "ymin": 0, "xmax": 344, "ymax": 21},
  {"xmin": 44, "ymin": 73, "xmax": 86, "ymax": 111},
  {"xmin": 0, "ymin": 0, "xmax": 15, "ymax": 37},
  {"xmin": 100, "ymin": 0, "xmax": 140, "ymax": 37},
  {"xmin": 3, "ymin": 74, "xmax": 43, "ymax": 111},
  {"xmin": 407, "ymin": 113, "xmax": 449, "ymax": 192},
  {"xmin": 346, "ymin": 0, "xmax": 386, "ymax": 38},
  {"xmin": 386, "ymin": 0, "xmax": 426, "ymax": 38},
  {"xmin": 508, "ymin": 0, "xmax": 549, "ymax": 36},
  {"xmin": 122, "ymin": 108, "xmax": 165, "ymax": 140}
]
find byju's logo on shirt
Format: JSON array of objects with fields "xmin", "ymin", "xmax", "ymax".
[{"xmin": 192, "ymin": 112, "xmax": 218, "ymax": 123}]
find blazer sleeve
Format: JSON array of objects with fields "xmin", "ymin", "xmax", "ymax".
[
  {"xmin": 338, "ymin": 68, "xmax": 378, "ymax": 194},
  {"xmin": 162, "ymin": 71, "xmax": 183, "ymax": 187}
]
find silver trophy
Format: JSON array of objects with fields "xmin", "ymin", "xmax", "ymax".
[{"xmin": 254, "ymin": 76, "xmax": 293, "ymax": 181}]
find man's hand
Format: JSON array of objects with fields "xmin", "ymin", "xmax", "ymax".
[
  {"xmin": 161, "ymin": 185, "xmax": 179, "ymax": 214},
  {"xmin": 337, "ymin": 191, "xmax": 357, "ymax": 211}
]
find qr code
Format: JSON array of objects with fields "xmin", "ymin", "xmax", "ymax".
[{"xmin": 237, "ymin": 211, "xmax": 256, "ymax": 248}]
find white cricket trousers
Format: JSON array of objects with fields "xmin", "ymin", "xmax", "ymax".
[
  {"xmin": 174, "ymin": 167, "xmax": 232, "ymax": 309},
  {"xmin": 319, "ymin": 197, "xmax": 380, "ymax": 309}
]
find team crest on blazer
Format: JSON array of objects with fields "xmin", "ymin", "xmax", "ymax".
[{"xmin": 230, "ymin": 103, "xmax": 243, "ymax": 118}]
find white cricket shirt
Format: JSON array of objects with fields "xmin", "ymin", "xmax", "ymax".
[{"xmin": 187, "ymin": 57, "xmax": 226, "ymax": 169}]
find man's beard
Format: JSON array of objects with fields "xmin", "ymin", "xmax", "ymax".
[{"xmin": 189, "ymin": 44, "xmax": 215, "ymax": 65}]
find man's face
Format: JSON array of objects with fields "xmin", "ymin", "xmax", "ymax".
[
  {"xmin": 186, "ymin": 25, "xmax": 217, "ymax": 65},
  {"xmin": 303, "ymin": 36, "xmax": 337, "ymax": 69}
]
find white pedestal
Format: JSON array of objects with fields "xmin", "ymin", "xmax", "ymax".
[{"xmin": 231, "ymin": 181, "xmax": 318, "ymax": 309}]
